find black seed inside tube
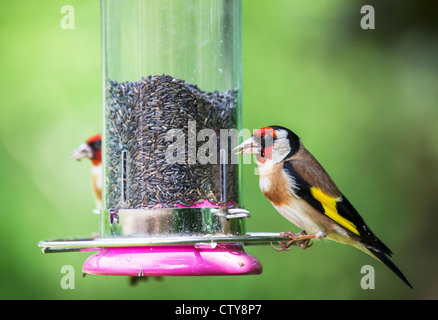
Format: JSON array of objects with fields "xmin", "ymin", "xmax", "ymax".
[{"xmin": 105, "ymin": 74, "xmax": 239, "ymax": 209}]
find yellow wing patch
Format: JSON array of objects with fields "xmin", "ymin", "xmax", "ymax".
[{"xmin": 310, "ymin": 187, "xmax": 359, "ymax": 235}]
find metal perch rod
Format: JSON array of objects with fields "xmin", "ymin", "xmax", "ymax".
[{"xmin": 39, "ymin": 232, "xmax": 289, "ymax": 253}]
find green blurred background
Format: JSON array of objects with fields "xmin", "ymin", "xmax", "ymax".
[{"xmin": 1, "ymin": 0, "xmax": 437, "ymax": 299}]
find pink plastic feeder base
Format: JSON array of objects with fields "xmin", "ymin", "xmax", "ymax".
[{"xmin": 82, "ymin": 244, "xmax": 262, "ymax": 276}]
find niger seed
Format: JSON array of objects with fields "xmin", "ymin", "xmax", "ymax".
[{"xmin": 105, "ymin": 74, "xmax": 239, "ymax": 209}]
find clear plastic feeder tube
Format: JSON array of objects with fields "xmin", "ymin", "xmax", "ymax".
[{"xmin": 102, "ymin": 0, "xmax": 243, "ymax": 237}]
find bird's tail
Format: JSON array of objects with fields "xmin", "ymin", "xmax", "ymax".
[{"xmin": 368, "ymin": 247, "xmax": 413, "ymax": 289}]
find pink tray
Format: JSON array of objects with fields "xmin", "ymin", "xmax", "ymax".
[{"xmin": 82, "ymin": 244, "xmax": 262, "ymax": 276}]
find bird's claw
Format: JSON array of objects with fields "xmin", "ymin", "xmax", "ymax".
[
  {"xmin": 270, "ymin": 231, "xmax": 316, "ymax": 251},
  {"xmin": 296, "ymin": 239, "xmax": 314, "ymax": 250},
  {"xmin": 270, "ymin": 241, "xmax": 293, "ymax": 251}
]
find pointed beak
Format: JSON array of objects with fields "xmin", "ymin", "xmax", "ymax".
[
  {"xmin": 70, "ymin": 143, "xmax": 93, "ymax": 161},
  {"xmin": 233, "ymin": 136, "xmax": 261, "ymax": 155}
]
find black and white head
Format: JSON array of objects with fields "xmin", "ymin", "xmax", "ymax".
[{"xmin": 234, "ymin": 126, "xmax": 301, "ymax": 165}]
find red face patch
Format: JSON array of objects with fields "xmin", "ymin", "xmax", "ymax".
[
  {"xmin": 253, "ymin": 127, "xmax": 277, "ymax": 139},
  {"xmin": 253, "ymin": 127, "xmax": 276, "ymax": 163},
  {"xmin": 86, "ymin": 134, "xmax": 102, "ymax": 165},
  {"xmin": 256, "ymin": 146, "xmax": 273, "ymax": 163},
  {"xmin": 86, "ymin": 133, "xmax": 102, "ymax": 144}
]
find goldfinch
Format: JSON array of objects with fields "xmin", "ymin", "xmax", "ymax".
[
  {"xmin": 71, "ymin": 134, "xmax": 102, "ymax": 209},
  {"xmin": 235, "ymin": 126, "xmax": 412, "ymax": 288},
  {"xmin": 70, "ymin": 135, "xmax": 163, "ymax": 284}
]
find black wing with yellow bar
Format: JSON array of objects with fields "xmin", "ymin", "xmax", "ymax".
[{"xmin": 283, "ymin": 161, "xmax": 391, "ymax": 255}]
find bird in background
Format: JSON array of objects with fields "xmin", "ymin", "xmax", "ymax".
[
  {"xmin": 70, "ymin": 133, "xmax": 102, "ymax": 209},
  {"xmin": 235, "ymin": 125, "xmax": 412, "ymax": 288},
  {"xmin": 70, "ymin": 134, "xmax": 164, "ymax": 284}
]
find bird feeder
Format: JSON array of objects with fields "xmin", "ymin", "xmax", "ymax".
[{"xmin": 39, "ymin": 0, "xmax": 285, "ymax": 278}]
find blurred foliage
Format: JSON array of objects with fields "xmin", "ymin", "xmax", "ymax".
[{"xmin": 0, "ymin": 0, "xmax": 437, "ymax": 299}]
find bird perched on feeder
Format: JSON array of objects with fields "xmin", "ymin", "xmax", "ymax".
[
  {"xmin": 235, "ymin": 126, "xmax": 412, "ymax": 288},
  {"xmin": 70, "ymin": 134, "xmax": 102, "ymax": 209}
]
